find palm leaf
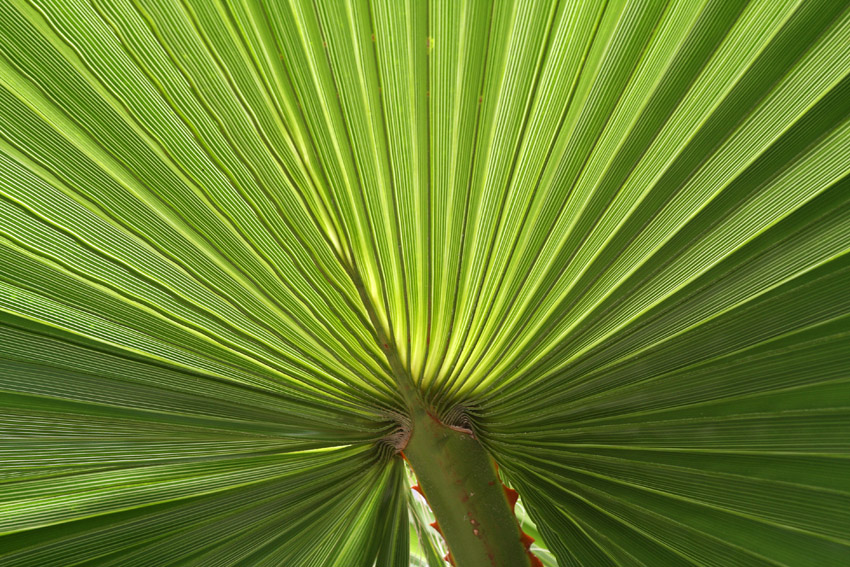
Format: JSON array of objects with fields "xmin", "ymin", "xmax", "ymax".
[{"xmin": 1, "ymin": 0, "xmax": 848, "ymax": 565}]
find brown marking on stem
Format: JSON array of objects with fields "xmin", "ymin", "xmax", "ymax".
[
  {"xmin": 447, "ymin": 423, "xmax": 475, "ymax": 438},
  {"xmin": 504, "ymin": 486, "xmax": 519, "ymax": 512}
]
